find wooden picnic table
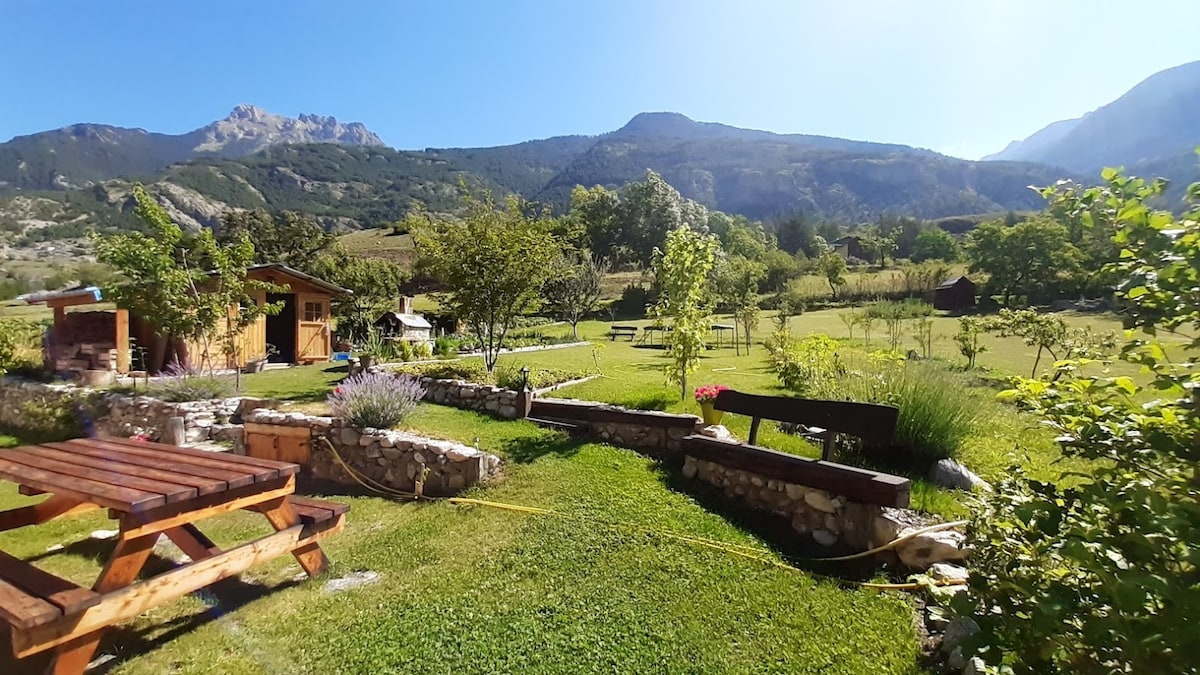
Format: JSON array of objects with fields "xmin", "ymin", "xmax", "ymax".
[
  {"xmin": 607, "ymin": 325, "xmax": 639, "ymax": 341},
  {"xmin": 0, "ymin": 437, "xmax": 347, "ymax": 674}
]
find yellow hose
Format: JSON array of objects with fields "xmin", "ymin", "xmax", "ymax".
[{"xmin": 315, "ymin": 437, "xmax": 964, "ymax": 592}]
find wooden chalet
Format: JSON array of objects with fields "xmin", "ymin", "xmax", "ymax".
[{"xmin": 25, "ymin": 264, "xmax": 349, "ymax": 374}]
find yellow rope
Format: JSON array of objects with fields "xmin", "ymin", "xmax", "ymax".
[{"xmin": 315, "ymin": 437, "xmax": 964, "ymax": 592}]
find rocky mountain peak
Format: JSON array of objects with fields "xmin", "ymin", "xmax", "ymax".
[{"xmin": 190, "ymin": 105, "xmax": 385, "ymax": 156}]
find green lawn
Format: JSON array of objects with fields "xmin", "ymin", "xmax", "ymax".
[
  {"xmin": 3, "ymin": 305, "xmax": 1146, "ymax": 673},
  {"xmin": 0, "ymin": 407, "xmax": 922, "ymax": 674}
]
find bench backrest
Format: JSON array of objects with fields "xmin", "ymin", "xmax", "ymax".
[{"xmin": 713, "ymin": 389, "xmax": 898, "ymax": 458}]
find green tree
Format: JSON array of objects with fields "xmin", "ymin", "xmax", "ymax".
[
  {"xmin": 717, "ymin": 255, "xmax": 766, "ymax": 353},
  {"xmin": 620, "ymin": 170, "xmax": 709, "ymax": 266},
  {"xmin": 217, "ymin": 209, "xmax": 338, "ymax": 271},
  {"xmin": 544, "ymin": 250, "xmax": 610, "ymax": 340},
  {"xmin": 653, "ymin": 225, "xmax": 719, "ymax": 400},
  {"xmin": 953, "ymin": 316, "xmax": 987, "ymax": 369},
  {"xmin": 414, "ymin": 192, "xmax": 559, "ymax": 372},
  {"xmin": 761, "ymin": 248, "xmax": 801, "ymax": 293},
  {"xmin": 965, "ymin": 217, "xmax": 1081, "ymax": 305},
  {"xmin": 93, "ymin": 185, "xmax": 280, "ymax": 373},
  {"xmin": 956, "ymin": 168, "xmax": 1200, "ymax": 675},
  {"xmin": 910, "ymin": 227, "xmax": 958, "ymax": 262},
  {"xmin": 309, "ymin": 251, "xmax": 409, "ymax": 344},
  {"xmin": 817, "ymin": 252, "xmax": 847, "ymax": 299},
  {"xmin": 773, "ymin": 212, "xmax": 819, "ymax": 257}
]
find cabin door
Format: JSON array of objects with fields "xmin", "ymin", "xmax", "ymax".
[{"xmin": 296, "ymin": 294, "xmax": 330, "ymax": 362}]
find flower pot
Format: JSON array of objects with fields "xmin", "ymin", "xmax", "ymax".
[{"xmin": 699, "ymin": 400, "xmax": 724, "ymax": 426}]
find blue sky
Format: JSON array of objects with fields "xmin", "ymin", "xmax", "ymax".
[{"xmin": 2, "ymin": 0, "xmax": 1198, "ymax": 158}]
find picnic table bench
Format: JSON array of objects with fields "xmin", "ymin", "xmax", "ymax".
[
  {"xmin": 607, "ymin": 325, "xmax": 638, "ymax": 341},
  {"xmin": 0, "ymin": 437, "xmax": 347, "ymax": 674}
]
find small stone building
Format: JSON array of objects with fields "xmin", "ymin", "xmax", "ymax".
[
  {"xmin": 934, "ymin": 276, "xmax": 976, "ymax": 311},
  {"xmin": 374, "ymin": 296, "xmax": 433, "ymax": 342}
]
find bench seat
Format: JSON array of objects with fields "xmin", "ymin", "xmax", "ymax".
[
  {"xmin": 0, "ymin": 551, "xmax": 100, "ymax": 630},
  {"xmin": 287, "ymin": 496, "xmax": 349, "ymax": 526}
]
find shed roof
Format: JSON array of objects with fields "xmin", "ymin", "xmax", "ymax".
[
  {"xmin": 244, "ymin": 263, "xmax": 351, "ymax": 296},
  {"xmin": 377, "ymin": 311, "xmax": 432, "ymax": 329},
  {"xmin": 936, "ymin": 276, "xmax": 972, "ymax": 290},
  {"xmin": 21, "ymin": 286, "xmax": 103, "ymax": 306}
]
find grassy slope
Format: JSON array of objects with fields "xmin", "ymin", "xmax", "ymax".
[{"xmin": 0, "ymin": 408, "xmax": 920, "ymax": 674}]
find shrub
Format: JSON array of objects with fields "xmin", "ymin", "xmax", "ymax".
[
  {"xmin": 328, "ymin": 371, "xmax": 424, "ymax": 429},
  {"xmin": 495, "ymin": 364, "xmax": 587, "ymax": 390},
  {"xmin": 766, "ymin": 334, "xmax": 977, "ymax": 468},
  {"xmin": 764, "ymin": 332, "xmax": 844, "ymax": 394},
  {"xmin": 0, "ymin": 434, "xmax": 17, "ymax": 448},
  {"xmin": 0, "ymin": 318, "xmax": 44, "ymax": 377},
  {"xmin": 433, "ymin": 335, "xmax": 458, "ymax": 358},
  {"xmin": 396, "ymin": 339, "xmax": 415, "ymax": 362},
  {"xmin": 412, "ymin": 341, "xmax": 433, "ymax": 359},
  {"xmin": 393, "ymin": 360, "xmax": 490, "ymax": 382},
  {"xmin": 148, "ymin": 364, "xmax": 236, "ymax": 402}
]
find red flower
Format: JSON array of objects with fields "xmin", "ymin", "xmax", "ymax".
[{"xmin": 694, "ymin": 384, "xmax": 730, "ymax": 403}]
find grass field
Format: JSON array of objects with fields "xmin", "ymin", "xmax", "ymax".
[{"xmin": 0, "ymin": 406, "xmax": 923, "ymax": 674}]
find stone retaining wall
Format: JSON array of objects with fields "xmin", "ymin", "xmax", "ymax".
[
  {"xmin": 0, "ymin": 376, "xmax": 249, "ymax": 446},
  {"xmin": 245, "ymin": 409, "xmax": 502, "ymax": 496},
  {"xmin": 529, "ymin": 397, "xmax": 703, "ymax": 458},
  {"xmin": 418, "ymin": 377, "xmax": 523, "ymax": 419},
  {"xmin": 683, "ymin": 455, "xmax": 884, "ymax": 550}
]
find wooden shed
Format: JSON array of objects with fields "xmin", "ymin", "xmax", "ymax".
[
  {"xmin": 27, "ymin": 264, "xmax": 349, "ymax": 374},
  {"xmin": 934, "ymin": 276, "xmax": 976, "ymax": 311}
]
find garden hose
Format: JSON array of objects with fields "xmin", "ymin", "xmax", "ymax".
[{"xmin": 315, "ymin": 437, "xmax": 964, "ymax": 592}]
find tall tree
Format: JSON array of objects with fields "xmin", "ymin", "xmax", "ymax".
[
  {"xmin": 654, "ymin": 225, "xmax": 719, "ymax": 400},
  {"xmin": 414, "ymin": 192, "xmax": 559, "ymax": 371},
  {"xmin": 817, "ymin": 252, "xmax": 848, "ymax": 299},
  {"xmin": 910, "ymin": 227, "xmax": 959, "ymax": 262},
  {"xmin": 717, "ymin": 255, "xmax": 766, "ymax": 353},
  {"xmin": 774, "ymin": 212, "xmax": 818, "ymax": 257},
  {"xmin": 217, "ymin": 209, "xmax": 337, "ymax": 271},
  {"xmin": 308, "ymin": 251, "xmax": 409, "ymax": 343},
  {"xmin": 544, "ymin": 250, "xmax": 609, "ymax": 340},
  {"xmin": 966, "ymin": 217, "xmax": 1081, "ymax": 305},
  {"xmin": 93, "ymin": 185, "xmax": 280, "ymax": 372}
]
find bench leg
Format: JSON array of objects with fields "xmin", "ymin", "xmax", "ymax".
[
  {"xmin": 164, "ymin": 524, "xmax": 222, "ymax": 561},
  {"xmin": 0, "ymin": 496, "xmax": 97, "ymax": 533},
  {"xmin": 44, "ymin": 534, "xmax": 158, "ymax": 674},
  {"xmin": 257, "ymin": 498, "xmax": 330, "ymax": 577}
]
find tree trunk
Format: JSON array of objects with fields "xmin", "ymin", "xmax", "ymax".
[{"xmin": 571, "ymin": 321, "xmax": 579, "ymax": 340}]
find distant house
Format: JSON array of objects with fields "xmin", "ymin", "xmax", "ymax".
[
  {"xmin": 25, "ymin": 263, "xmax": 350, "ymax": 374},
  {"xmin": 934, "ymin": 276, "xmax": 976, "ymax": 311},
  {"xmin": 831, "ymin": 236, "xmax": 867, "ymax": 262},
  {"xmin": 374, "ymin": 296, "xmax": 433, "ymax": 343}
]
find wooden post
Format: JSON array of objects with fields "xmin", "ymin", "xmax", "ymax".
[{"xmin": 114, "ymin": 308, "xmax": 130, "ymax": 374}]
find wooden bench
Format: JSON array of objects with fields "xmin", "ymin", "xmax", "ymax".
[
  {"xmin": 0, "ymin": 551, "xmax": 100, "ymax": 632},
  {"xmin": 710, "ymin": 389, "xmax": 899, "ymax": 461},
  {"xmin": 286, "ymin": 496, "xmax": 350, "ymax": 526},
  {"xmin": 608, "ymin": 325, "xmax": 638, "ymax": 341}
]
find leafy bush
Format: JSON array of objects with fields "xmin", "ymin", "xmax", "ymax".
[
  {"xmin": 328, "ymin": 371, "xmax": 424, "ymax": 429},
  {"xmin": 148, "ymin": 364, "xmax": 236, "ymax": 402},
  {"xmin": 392, "ymin": 360, "xmax": 587, "ymax": 390},
  {"xmin": 766, "ymin": 334, "xmax": 977, "ymax": 467},
  {"xmin": 495, "ymin": 364, "xmax": 587, "ymax": 390},
  {"xmin": 947, "ymin": 170, "xmax": 1200, "ymax": 674},
  {"xmin": 433, "ymin": 335, "xmax": 458, "ymax": 358},
  {"xmin": 0, "ymin": 434, "xmax": 17, "ymax": 449},
  {"xmin": 764, "ymin": 332, "xmax": 844, "ymax": 394},
  {"xmin": 0, "ymin": 318, "xmax": 45, "ymax": 377},
  {"xmin": 392, "ymin": 360, "xmax": 490, "ymax": 382},
  {"xmin": 825, "ymin": 357, "xmax": 978, "ymax": 467},
  {"xmin": 614, "ymin": 284, "xmax": 656, "ymax": 318}
]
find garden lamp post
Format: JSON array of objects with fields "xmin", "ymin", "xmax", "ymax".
[{"xmin": 516, "ymin": 366, "xmax": 533, "ymax": 419}]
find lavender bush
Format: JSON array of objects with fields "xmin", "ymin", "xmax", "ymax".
[
  {"xmin": 328, "ymin": 371, "xmax": 425, "ymax": 429},
  {"xmin": 149, "ymin": 362, "xmax": 236, "ymax": 402}
]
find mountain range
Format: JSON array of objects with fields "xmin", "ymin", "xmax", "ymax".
[
  {"xmin": 984, "ymin": 60, "xmax": 1200, "ymax": 176},
  {"xmin": 2, "ymin": 60, "xmax": 1198, "ymax": 241}
]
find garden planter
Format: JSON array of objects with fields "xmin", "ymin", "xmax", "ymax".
[
  {"xmin": 359, "ymin": 355, "xmax": 376, "ymax": 370},
  {"xmin": 243, "ymin": 360, "xmax": 266, "ymax": 374},
  {"xmin": 699, "ymin": 401, "xmax": 724, "ymax": 426}
]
